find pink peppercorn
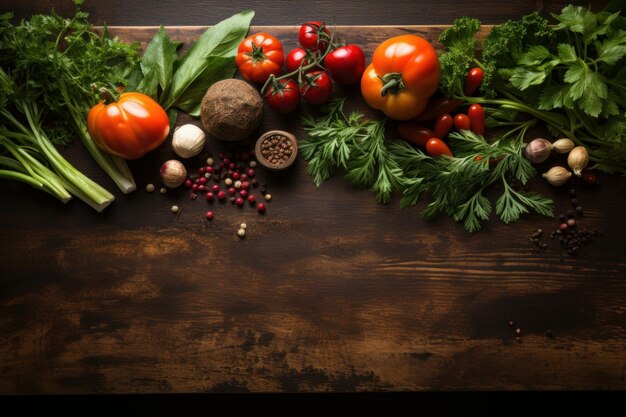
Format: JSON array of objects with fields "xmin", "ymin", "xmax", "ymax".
[
  {"xmin": 223, "ymin": 158, "xmax": 230, "ymax": 165},
  {"xmin": 206, "ymin": 166, "xmax": 214, "ymax": 174},
  {"xmin": 192, "ymin": 183, "xmax": 199, "ymax": 192},
  {"xmin": 235, "ymin": 197, "xmax": 244, "ymax": 206},
  {"xmin": 206, "ymin": 192, "xmax": 214, "ymax": 201},
  {"xmin": 247, "ymin": 195, "xmax": 256, "ymax": 204},
  {"xmin": 229, "ymin": 162, "xmax": 236, "ymax": 170},
  {"xmin": 184, "ymin": 179, "xmax": 192, "ymax": 188},
  {"xmin": 198, "ymin": 184, "xmax": 206, "ymax": 191},
  {"xmin": 217, "ymin": 190, "xmax": 227, "ymax": 200},
  {"xmin": 199, "ymin": 166, "xmax": 205, "ymax": 174},
  {"xmin": 239, "ymin": 189, "xmax": 248, "ymax": 197},
  {"xmin": 241, "ymin": 181, "xmax": 250, "ymax": 190},
  {"xmin": 247, "ymin": 168, "xmax": 255, "ymax": 177},
  {"xmin": 257, "ymin": 202, "xmax": 266, "ymax": 213},
  {"xmin": 228, "ymin": 187, "xmax": 236, "ymax": 196},
  {"xmin": 240, "ymin": 174, "xmax": 248, "ymax": 181},
  {"xmin": 232, "ymin": 171, "xmax": 240, "ymax": 180},
  {"xmin": 211, "ymin": 184, "xmax": 220, "ymax": 193},
  {"xmin": 198, "ymin": 177, "xmax": 207, "ymax": 185},
  {"xmin": 205, "ymin": 211, "xmax": 214, "ymax": 220},
  {"xmin": 559, "ymin": 223, "xmax": 568, "ymax": 231}
]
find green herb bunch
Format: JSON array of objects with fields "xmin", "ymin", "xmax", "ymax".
[
  {"xmin": 300, "ymin": 100, "xmax": 553, "ymax": 232},
  {"xmin": 438, "ymin": 4, "xmax": 626, "ymax": 174}
]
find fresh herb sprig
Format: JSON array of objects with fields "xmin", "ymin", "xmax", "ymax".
[{"xmin": 300, "ymin": 99, "xmax": 405, "ymax": 203}]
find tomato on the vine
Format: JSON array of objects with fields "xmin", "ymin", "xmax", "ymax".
[
  {"xmin": 285, "ymin": 47, "xmax": 318, "ymax": 73},
  {"xmin": 236, "ymin": 32, "xmax": 284, "ymax": 84},
  {"xmin": 298, "ymin": 21, "xmax": 330, "ymax": 52},
  {"xmin": 265, "ymin": 79, "xmax": 301, "ymax": 114},
  {"xmin": 300, "ymin": 71, "xmax": 333, "ymax": 106},
  {"xmin": 324, "ymin": 44, "xmax": 366, "ymax": 85}
]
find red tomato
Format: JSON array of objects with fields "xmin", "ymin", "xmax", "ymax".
[
  {"xmin": 468, "ymin": 104, "xmax": 486, "ymax": 135},
  {"xmin": 464, "ymin": 67, "xmax": 485, "ymax": 96},
  {"xmin": 87, "ymin": 92, "xmax": 169, "ymax": 160},
  {"xmin": 434, "ymin": 114, "xmax": 453, "ymax": 139},
  {"xmin": 265, "ymin": 79, "xmax": 301, "ymax": 114},
  {"xmin": 285, "ymin": 47, "xmax": 318, "ymax": 73},
  {"xmin": 453, "ymin": 114, "xmax": 471, "ymax": 131},
  {"xmin": 324, "ymin": 44, "xmax": 366, "ymax": 85},
  {"xmin": 300, "ymin": 71, "xmax": 333, "ymax": 106},
  {"xmin": 426, "ymin": 138, "xmax": 453, "ymax": 157},
  {"xmin": 299, "ymin": 21, "xmax": 330, "ymax": 52},
  {"xmin": 236, "ymin": 33, "xmax": 284, "ymax": 84},
  {"xmin": 397, "ymin": 124, "xmax": 435, "ymax": 147}
]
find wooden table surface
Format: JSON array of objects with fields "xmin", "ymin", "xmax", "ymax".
[{"xmin": 2, "ymin": 0, "xmax": 625, "ymax": 394}]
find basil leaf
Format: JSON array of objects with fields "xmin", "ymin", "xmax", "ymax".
[
  {"xmin": 140, "ymin": 26, "xmax": 181, "ymax": 99},
  {"xmin": 164, "ymin": 10, "xmax": 254, "ymax": 112}
]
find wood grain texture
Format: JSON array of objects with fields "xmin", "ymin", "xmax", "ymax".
[
  {"xmin": 1, "ymin": 17, "xmax": 626, "ymax": 393},
  {"xmin": 3, "ymin": 0, "xmax": 611, "ymax": 25}
]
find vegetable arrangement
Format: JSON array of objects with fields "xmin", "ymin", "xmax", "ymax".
[
  {"xmin": 0, "ymin": 1, "xmax": 622, "ymax": 239},
  {"xmin": 300, "ymin": 4, "xmax": 625, "ymax": 232}
]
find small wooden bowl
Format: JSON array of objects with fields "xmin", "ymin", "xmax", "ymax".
[{"xmin": 254, "ymin": 130, "xmax": 298, "ymax": 171}]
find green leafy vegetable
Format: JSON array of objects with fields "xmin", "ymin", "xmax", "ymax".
[
  {"xmin": 145, "ymin": 10, "xmax": 255, "ymax": 117},
  {"xmin": 0, "ymin": 2, "xmax": 141, "ymax": 208},
  {"xmin": 438, "ymin": 4, "xmax": 626, "ymax": 174}
]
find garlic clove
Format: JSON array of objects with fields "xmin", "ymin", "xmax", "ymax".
[
  {"xmin": 542, "ymin": 166, "xmax": 572, "ymax": 187},
  {"xmin": 524, "ymin": 138, "xmax": 552, "ymax": 164},
  {"xmin": 552, "ymin": 138, "xmax": 575, "ymax": 154},
  {"xmin": 160, "ymin": 159, "xmax": 187, "ymax": 188},
  {"xmin": 172, "ymin": 124, "xmax": 206, "ymax": 159},
  {"xmin": 567, "ymin": 146, "xmax": 589, "ymax": 177}
]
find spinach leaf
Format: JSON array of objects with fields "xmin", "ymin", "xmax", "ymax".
[
  {"xmin": 139, "ymin": 26, "xmax": 181, "ymax": 101},
  {"xmin": 163, "ymin": 10, "xmax": 254, "ymax": 115}
]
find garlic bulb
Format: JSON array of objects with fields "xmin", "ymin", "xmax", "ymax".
[
  {"xmin": 524, "ymin": 138, "xmax": 552, "ymax": 164},
  {"xmin": 542, "ymin": 166, "xmax": 572, "ymax": 187},
  {"xmin": 172, "ymin": 124, "xmax": 206, "ymax": 158},
  {"xmin": 160, "ymin": 159, "xmax": 187, "ymax": 188},
  {"xmin": 552, "ymin": 138, "xmax": 575, "ymax": 154},
  {"xmin": 567, "ymin": 146, "xmax": 589, "ymax": 177}
]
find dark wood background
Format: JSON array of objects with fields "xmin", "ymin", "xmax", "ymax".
[{"xmin": 2, "ymin": 0, "xmax": 625, "ymax": 394}]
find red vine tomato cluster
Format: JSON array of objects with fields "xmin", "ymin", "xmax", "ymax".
[{"xmin": 236, "ymin": 21, "xmax": 366, "ymax": 114}]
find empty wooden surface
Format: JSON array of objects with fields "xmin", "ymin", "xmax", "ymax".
[{"xmin": 1, "ymin": 2, "xmax": 625, "ymax": 394}]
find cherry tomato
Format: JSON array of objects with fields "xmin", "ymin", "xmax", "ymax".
[
  {"xmin": 285, "ymin": 47, "xmax": 318, "ymax": 73},
  {"xmin": 299, "ymin": 21, "xmax": 330, "ymax": 52},
  {"xmin": 324, "ymin": 45, "xmax": 366, "ymax": 85},
  {"xmin": 426, "ymin": 138, "xmax": 453, "ymax": 157},
  {"xmin": 464, "ymin": 67, "xmax": 485, "ymax": 96},
  {"xmin": 300, "ymin": 71, "xmax": 333, "ymax": 106},
  {"xmin": 415, "ymin": 97, "xmax": 463, "ymax": 122},
  {"xmin": 87, "ymin": 91, "xmax": 169, "ymax": 160},
  {"xmin": 265, "ymin": 79, "xmax": 301, "ymax": 114},
  {"xmin": 236, "ymin": 33, "xmax": 284, "ymax": 84},
  {"xmin": 468, "ymin": 104, "xmax": 486, "ymax": 135},
  {"xmin": 434, "ymin": 114, "xmax": 453, "ymax": 139},
  {"xmin": 453, "ymin": 114, "xmax": 471, "ymax": 131},
  {"xmin": 397, "ymin": 124, "xmax": 435, "ymax": 147}
]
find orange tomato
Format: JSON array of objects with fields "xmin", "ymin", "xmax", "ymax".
[
  {"xmin": 87, "ymin": 92, "xmax": 170, "ymax": 160},
  {"xmin": 360, "ymin": 34, "xmax": 440, "ymax": 120}
]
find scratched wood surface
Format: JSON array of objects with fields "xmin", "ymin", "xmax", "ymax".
[{"xmin": 1, "ymin": 16, "xmax": 626, "ymax": 393}]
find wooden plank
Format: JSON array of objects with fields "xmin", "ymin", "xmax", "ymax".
[{"xmin": 0, "ymin": 24, "xmax": 625, "ymax": 394}]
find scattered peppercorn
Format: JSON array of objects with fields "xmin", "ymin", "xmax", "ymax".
[
  {"xmin": 146, "ymin": 183, "xmax": 155, "ymax": 192},
  {"xmin": 171, "ymin": 205, "xmax": 179, "ymax": 213},
  {"xmin": 160, "ymin": 187, "xmax": 167, "ymax": 194},
  {"xmin": 205, "ymin": 210, "xmax": 214, "ymax": 220},
  {"xmin": 237, "ymin": 228, "xmax": 246, "ymax": 238}
]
